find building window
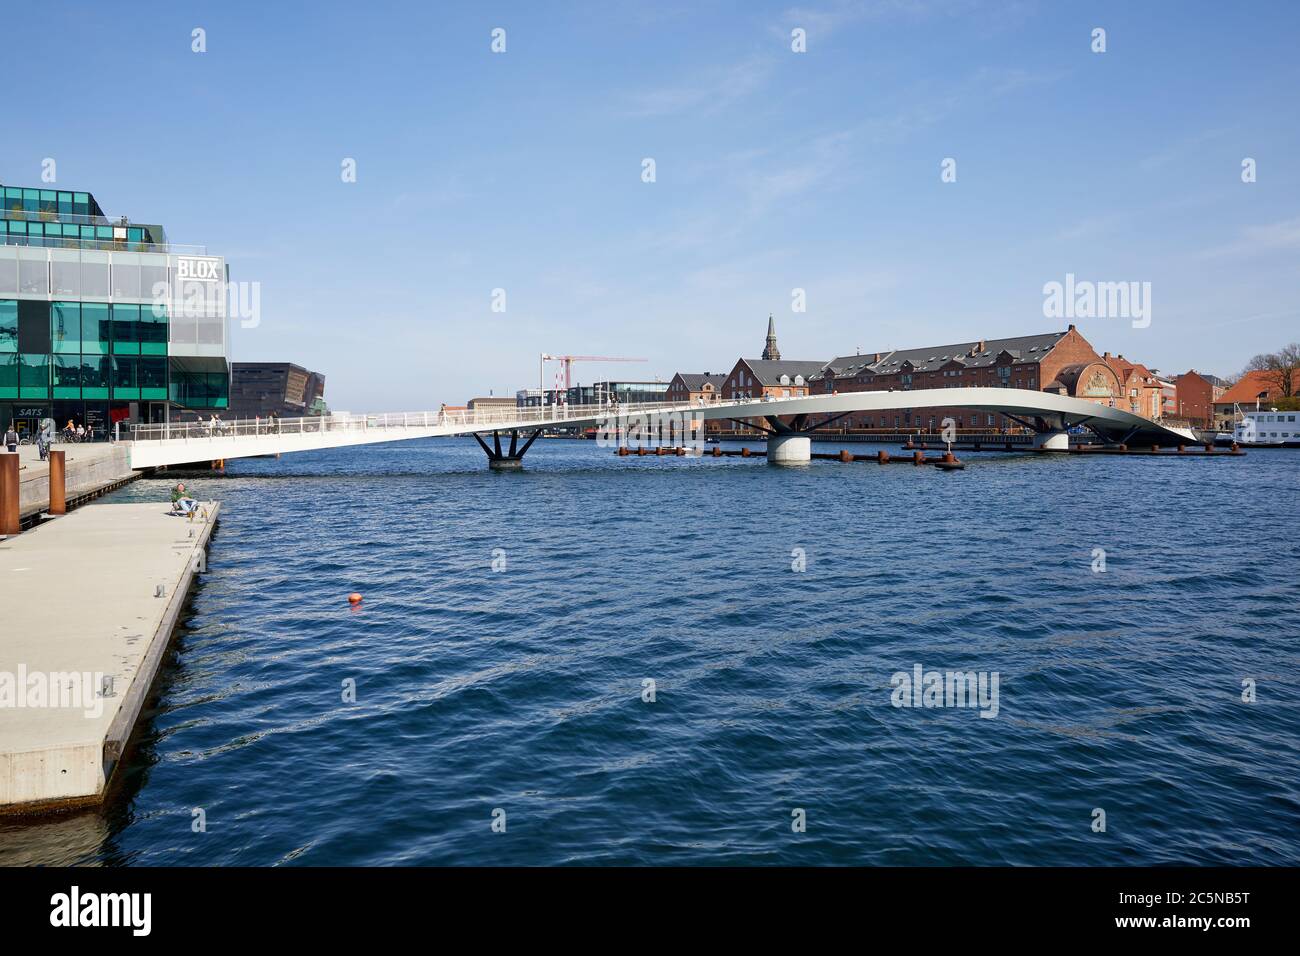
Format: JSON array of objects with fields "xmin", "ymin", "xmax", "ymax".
[
  {"xmin": 52, "ymin": 302, "xmax": 80, "ymax": 354},
  {"xmin": 19, "ymin": 353, "xmax": 49, "ymax": 398},
  {"xmin": 80, "ymin": 303, "xmax": 110, "ymax": 354},
  {"xmin": 111, "ymin": 304, "xmax": 141, "ymax": 354},
  {"xmin": 0, "ymin": 300, "xmax": 16, "ymax": 352},
  {"xmin": 80, "ymin": 355, "xmax": 109, "ymax": 399},
  {"xmin": 140, "ymin": 302, "xmax": 168, "ymax": 355}
]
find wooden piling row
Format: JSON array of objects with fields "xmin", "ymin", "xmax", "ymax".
[{"xmin": 615, "ymin": 446, "xmax": 963, "ymax": 469}]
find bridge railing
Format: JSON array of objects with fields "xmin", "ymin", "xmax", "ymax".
[{"xmin": 123, "ymin": 399, "xmax": 749, "ymax": 443}]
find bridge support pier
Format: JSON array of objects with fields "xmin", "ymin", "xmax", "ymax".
[
  {"xmin": 767, "ymin": 433, "xmax": 811, "ymax": 464},
  {"xmin": 1032, "ymin": 429, "xmax": 1069, "ymax": 451},
  {"xmin": 473, "ymin": 429, "xmax": 541, "ymax": 470}
]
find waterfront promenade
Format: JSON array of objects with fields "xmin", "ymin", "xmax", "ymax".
[
  {"xmin": 0, "ymin": 501, "xmax": 218, "ymax": 813},
  {"xmin": 3, "ymin": 444, "xmax": 136, "ymax": 524}
]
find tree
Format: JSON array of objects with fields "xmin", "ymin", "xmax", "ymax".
[{"xmin": 1244, "ymin": 343, "xmax": 1300, "ymax": 398}]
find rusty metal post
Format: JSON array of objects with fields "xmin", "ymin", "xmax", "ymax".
[
  {"xmin": 839, "ymin": 449, "xmax": 853, "ymax": 462},
  {"xmin": 48, "ymin": 449, "xmax": 66, "ymax": 515},
  {"xmin": 0, "ymin": 453, "xmax": 19, "ymax": 536},
  {"xmin": 878, "ymin": 449, "xmax": 889, "ymax": 464},
  {"xmin": 913, "ymin": 451, "xmax": 924, "ymax": 466}
]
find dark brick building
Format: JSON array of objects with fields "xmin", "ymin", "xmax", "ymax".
[
  {"xmin": 808, "ymin": 325, "xmax": 1120, "ymax": 432},
  {"xmin": 228, "ymin": 362, "xmax": 326, "ymax": 419}
]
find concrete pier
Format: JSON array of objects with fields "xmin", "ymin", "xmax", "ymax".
[
  {"xmin": 766, "ymin": 434, "xmax": 811, "ymax": 464},
  {"xmin": 0, "ymin": 500, "xmax": 218, "ymax": 814},
  {"xmin": 1032, "ymin": 430, "xmax": 1070, "ymax": 451}
]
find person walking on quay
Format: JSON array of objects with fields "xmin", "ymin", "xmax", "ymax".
[
  {"xmin": 37, "ymin": 417, "xmax": 54, "ymax": 461},
  {"xmin": 3, "ymin": 423, "xmax": 18, "ymax": 454}
]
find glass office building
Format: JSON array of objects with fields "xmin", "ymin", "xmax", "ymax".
[{"xmin": 0, "ymin": 181, "xmax": 229, "ymax": 439}]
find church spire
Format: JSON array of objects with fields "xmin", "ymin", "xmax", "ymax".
[{"xmin": 762, "ymin": 313, "xmax": 781, "ymax": 361}]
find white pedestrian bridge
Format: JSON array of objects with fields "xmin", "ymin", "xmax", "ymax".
[{"xmin": 122, "ymin": 387, "xmax": 1203, "ymax": 470}]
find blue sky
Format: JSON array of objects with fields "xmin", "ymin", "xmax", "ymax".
[{"xmin": 5, "ymin": 0, "xmax": 1298, "ymax": 408}]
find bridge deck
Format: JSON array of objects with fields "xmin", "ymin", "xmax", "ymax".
[{"xmin": 121, "ymin": 389, "xmax": 1203, "ymax": 469}]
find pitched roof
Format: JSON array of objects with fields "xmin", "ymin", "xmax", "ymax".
[
  {"xmin": 673, "ymin": 372, "xmax": 727, "ymax": 391},
  {"xmin": 811, "ymin": 330, "xmax": 1069, "ymax": 379},
  {"xmin": 1104, "ymin": 355, "xmax": 1159, "ymax": 384},
  {"xmin": 737, "ymin": 359, "xmax": 827, "ymax": 386},
  {"xmin": 1217, "ymin": 369, "xmax": 1300, "ymax": 404}
]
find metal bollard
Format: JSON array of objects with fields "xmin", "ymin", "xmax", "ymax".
[
  {"xmin": 0, "ymin": 453, "xmax": 18, "ymax": 535},
  {"xmin": 48, "ymin": 449, "xmax": 66, "ymax": 515}
]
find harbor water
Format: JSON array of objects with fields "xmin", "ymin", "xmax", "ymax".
[{"xmin": 2, "ymin": 438, "xmax": 1297, "ymax": 865}]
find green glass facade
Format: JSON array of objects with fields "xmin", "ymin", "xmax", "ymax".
[
  {"xmin": 0, "ymin": 181, "xmax": 228, "ymax": 439},
  {"xmin": 0, "ymin": 300, "xmax": 171, "ymax": 406}
]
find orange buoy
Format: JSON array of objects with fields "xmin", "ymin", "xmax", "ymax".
[{"xmin": 347, "ymin": 593, "xmax": 363, "ymax": 606}]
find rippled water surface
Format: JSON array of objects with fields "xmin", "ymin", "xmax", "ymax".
[{"xmin": 2, "ymin": 438, "xmax": 1297, "ymax": 866}]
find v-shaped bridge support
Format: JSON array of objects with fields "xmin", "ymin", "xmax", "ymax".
[{"xmin": 472, "ymin": 428, "xmax": 543, "ymax": 470}]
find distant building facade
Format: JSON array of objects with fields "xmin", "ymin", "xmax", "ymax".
[
  {"xmin": 565, "ymin": 380, "xmax": 669, "ymax": 406},
  {"xmin": 809, "ymin": 325, "xmax": 1117, "ymax": 431},
  {"xmin": 1102, "ymin": 353, "xmax": 1164, "ymax": 420},
  {"xmin": 1171, "ymin": 370, "xmax": 1225, "ymax": 428},
  {"xmin": 1213, "ymin": 369, "xmax": 1300, "ymax": 430},
  {"xmin": 467, "ymin": 396, "xmax": 516, "ymax": 412},
  {"xmin": 666, "ymin": 372, "xmax": 726, "ymax": 405},
  {"xmin": 229, "ymin": 362, "xmax": 326, "ymax": 419}
]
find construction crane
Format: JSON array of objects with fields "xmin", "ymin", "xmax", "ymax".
[{"xmin": 539, "ymin": 354, "xmax": 647, "ymax": 404}]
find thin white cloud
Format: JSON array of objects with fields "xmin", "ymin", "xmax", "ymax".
[
  {"xmin": 621, "ymin": 57, "xmax": 773, "ymax": 118},
  {"xmin": 1199, "ymin": 217, "xmax": 1300, "ymax": 259},
  {"xmin": 1138, "ymin": 128, "xmax": 1231, "ymax": 171}
]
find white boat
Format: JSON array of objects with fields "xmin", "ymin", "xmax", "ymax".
[{"xmin": 1218, "ymin": 405, "xmax": 1300, "ymax": 447}]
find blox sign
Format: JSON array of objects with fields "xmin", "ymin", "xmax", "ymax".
[{"xmin": 176, "ymin": 256, "xmax": 223, "ymax": 282}]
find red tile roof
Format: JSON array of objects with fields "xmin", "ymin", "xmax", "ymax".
[{"xmin": 1217, "ymin": 369, "xmax": 1300, "ymax": 404}]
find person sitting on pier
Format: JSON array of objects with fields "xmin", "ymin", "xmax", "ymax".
[{"xmin": 170, "ymin": 482, "xmax": 200, "ymax": 516}]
